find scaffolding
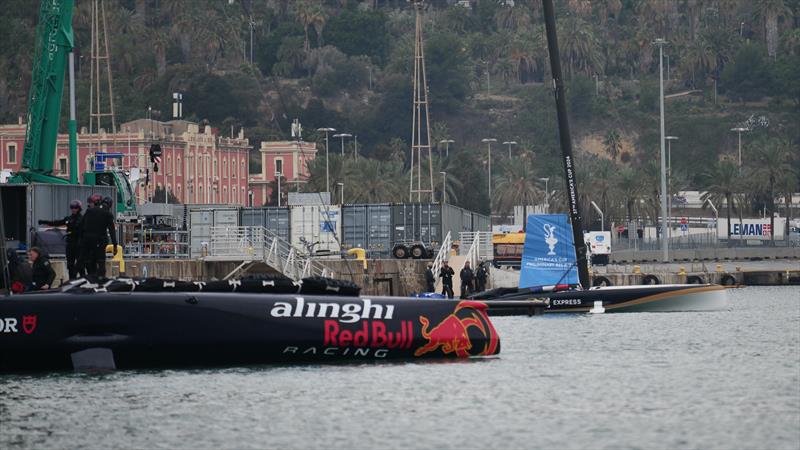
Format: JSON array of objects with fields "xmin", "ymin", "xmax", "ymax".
[{"xmin": 409, "ymin": 0, "xmax": 434, "ymax": 202}]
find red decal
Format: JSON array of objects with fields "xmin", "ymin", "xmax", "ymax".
[
  {"xmin": 22, "ymin": 315, "xmax": 37, "ymax": 334},
  {"xmin": 414, "ymin": 301, "xmax": 499, "ymax": 358}
]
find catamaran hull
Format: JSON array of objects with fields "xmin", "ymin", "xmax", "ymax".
[
  {"xmin": 482, "ymin": 284, "xmax": 730, "ymax": 314},
  {"xmin": 0, "ymin": 293, "xmax": 501, "ymax": 372}
]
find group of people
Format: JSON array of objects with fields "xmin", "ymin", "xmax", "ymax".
[
  {"xmin": 7, "ymin": 194, "xmax": 118, "ymax": 292},
  {"xmin": 425, "ymin": 260, "xmax": 489, "ymax": 299}
]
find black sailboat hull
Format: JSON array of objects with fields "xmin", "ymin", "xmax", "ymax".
[
  {"xmin": 480, "ymin": 284, "xmax": 730, "ymax": 315},
  {"xmin": 0, "ymin": 292, "xmax": 501, "ymax": 372}
]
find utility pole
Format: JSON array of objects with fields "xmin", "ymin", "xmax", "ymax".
[
  {"xmin": 502, "ymin": 141, "xmax": 517, "ymax": 158},
  {"xmin": 731, "ymin": 127, "xmax": 748, "ymax": 174},
  {"xmin": 317, "ymin": 127, "xmax": 335, "ymax": 194},
  {"xmin": 482, "ymin": 138, "xmax": 496, "ymax": 210},
  {"xmin": 654, "ymin": 38, "xmax": 669, "ymax": 263},
  {"xmin": 665, "ymin": 135, "xmax": 678, "ymax": 242}
]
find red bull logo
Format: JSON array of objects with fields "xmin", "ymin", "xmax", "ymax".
[{"xmin": 414, "ymin": 301, "xmax": 499, "ymax": 358}]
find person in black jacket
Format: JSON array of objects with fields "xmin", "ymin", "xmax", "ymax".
[
  {"xmin": 79, "ymin": 194, "xmax": 118, "ymax": 278},
  {"xmin": 475, "ymin": 261, "xmax": 489, "ymax": 293},
  {"xmin": 440, "ymin": 261, "xmax": 455, "ymax": 299},
  {"xmin": 29, "ymin": 247, "xmax": 55, "ymax": 290},
  {"xmin": 424, "ymin": 262, "xmax": 435, "ymax": 293},
  {"xmin": 459, "ymin": 261, "xmax": 474, "ymax": 299},
  {"xmin": 39, "ymin": 199, "xmax": 83, "ymax": 279}
]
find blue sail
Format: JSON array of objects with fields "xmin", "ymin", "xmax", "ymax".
[{"xmin": 519, "ymin": 214, "xmax": 579, "ymax": 288}]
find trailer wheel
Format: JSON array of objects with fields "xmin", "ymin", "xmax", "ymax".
[
  {"xmin": 592, "ymin": 276, "xmax": 612, "ymax": 287},
  {"xmin": 410, "ymin": 244, "xmax": 426, "ymax": 259},
  {"xmin": 686, "ymin": 275, "xmax": 704, "ymax": 284},
  {"xmin": 642, "ymin": 274, "xmax": 661, "ymax": 285},
  {"xmin": 720, "ymin": 274, "xmax": 737, "ymax": 286},
  {"xmin": 393, "ymin": 245, "xmax": 409, "ymax": 259}
]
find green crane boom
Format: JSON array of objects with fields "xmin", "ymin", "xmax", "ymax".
[{"xmin": 15, "ymin": 0, "xmax": 75, "ymax": 184}]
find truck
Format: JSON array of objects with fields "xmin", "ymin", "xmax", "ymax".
[{"xmin": 584, "ymin": 231, "xmax": 612, "ymax": 266}]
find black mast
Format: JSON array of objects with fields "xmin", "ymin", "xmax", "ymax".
[{"xmin": 541, "ymin": 0, "xmax": 590, "ymax": 288}]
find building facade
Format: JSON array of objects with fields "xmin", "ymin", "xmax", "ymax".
[
  {"xmin": 0, "ymin": 118, "xmax": 251, "ymax": 206},
  {"xmin": 248, "ymin": 140, "xmax": 317, "ymax": 207}
]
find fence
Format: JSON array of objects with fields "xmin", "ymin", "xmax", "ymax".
[{"xmin": 124, "ymin": 230, "xmax": 190, "ymax": 259}]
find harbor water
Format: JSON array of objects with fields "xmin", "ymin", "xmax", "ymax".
[{"xmin": 1, "ymin": 286, "xmax": 798, "ymax": 449}]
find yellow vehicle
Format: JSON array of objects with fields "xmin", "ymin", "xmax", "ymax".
[{"xmin": 492, "ymin": 232, "xmax": 526, "ymax": 269}]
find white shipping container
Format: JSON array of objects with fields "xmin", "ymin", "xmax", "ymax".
[
  {"xmin": 717, "ymin": 218, "xmax": 786, "ymax": 240},
  {"xmin": 290, "ymin": 205, "xmax": 341, "ymax": 256}
]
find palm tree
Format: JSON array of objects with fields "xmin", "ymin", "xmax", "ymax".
[
  {"xmin": 751, "ymin": 139, "xmax": 792, "ymax": 243},
  {"xmin": 296, "ymin": 0, "xmax": 325, "ymax": 52},
  {"xmin": 614, "ymin": 167, "xmax": 644, "ymax": 223},
  {"xmin": 682, "ymin": 36, "xmax": 713, "ymax": 88},
  {"xmin": 775, "ymin": 169, "xmax": 798, "ymax": 238},
  {"xmin": 492, "ymin": 158, "xmax": 542, "ymax": 217},
  {"xmin": 603, "ymin": 129, "xmax": 622, "ymax": 163},
  {"xmin": 346, "ymin": 159, "xmax": 405, "ymax": 203},
  {"xmin": 558, "ymin": 16, "xmax": 602, "ymax": 79},
  {"xmin": 702, "ymin": 159, "xmax": 739, "ymax": 240},
  {"xmin": 755, "ymin": 0, "xmax": 790, "ymax": 59}
]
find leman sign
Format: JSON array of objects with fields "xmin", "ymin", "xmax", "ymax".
[{"xmin": 717, "ymin": 218, "xmax": 786, "ymax": 240}]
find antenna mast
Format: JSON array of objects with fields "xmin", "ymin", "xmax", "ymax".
[
  {"xmin": 89, "ymin": 0, "xmax": 117, "ymax": 141},
  {"xmin": 409, "ymin": 0, "xmax": 434, "ymax": 202}
]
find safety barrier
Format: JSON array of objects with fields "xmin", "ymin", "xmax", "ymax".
[
  {"xmin": 124, "ymin": 230, "xmax": 190, "ymax": 259},
  {"xmin": 458, "ymin": 231, "xmax": 493, "ymax": 262}
]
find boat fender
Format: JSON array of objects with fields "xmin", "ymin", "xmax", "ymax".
[
  {"xmin": 686, "ymin": 275, "xmax": 704, "ymax": 284},
  {"xmin": 262, "ymin": 280, "xmax": 276, "ymax": 287},
  {"xmin": 592, "ymin": 276, "xmax": 612, "ymax": 287},
  {"xmin": 228, "ymin": 279, "xmax": 242, "ymax": 291},
  {"xmin": 163, "ymin": 281, "xmax": 176, "ymax": 288},
  {"xmin": 642, "ymin": 274, "xmax": 661, "ymax": 285},
  {"xmin": 720, "ymin": 274, "xmax": 737, "ymax": 286},
  {"xmin": 193, "ymin": 281, "xmax": 206, "ymax": 291}
]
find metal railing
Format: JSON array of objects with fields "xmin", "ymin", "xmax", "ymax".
[
  {"xmin": 430, "ymin": 231, "xmax": 452, "ymax": 280},
  {"xmin": 125, "ymin": 230, "xmax": 190, "ymax": 259},
  {"xmin": 459, "ymin": 231, "xmax": 493, "ymax": 261},
  {"xmin": 208, "ymin": 226, "xmax": 331, "ymax": 281}
]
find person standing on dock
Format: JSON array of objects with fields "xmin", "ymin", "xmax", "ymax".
[
  {"xmin": 440, "ymin": 260, "xmax": 455, "ymax": 299},
  {"xmin": 476, "ymin": 261, "xmax": 488, "ymax": 293},
  {"xmin": 460, "ymin": 261, "xmax": 474, "ymax": 299},
  {"xmin": 38, "ymin": 199, "xmax": 84, "ymax": 279},
  {"xmin": 79, "ymin": 194, "xmax": 118, "ymax": 279},
  {"xmin": 424, "ymin": 262, "xmax": 435, "ymax": 292}
]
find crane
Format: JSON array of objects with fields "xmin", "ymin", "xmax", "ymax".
[{"xmin": 8, "ymin": 0, "xmax": 137, "ymax": 216}]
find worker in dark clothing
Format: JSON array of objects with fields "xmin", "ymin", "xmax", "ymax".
[
  {"xmin": 29, "ymin": 247, "xmax": 56, "ymax": 290},
  {"xmin": 6, "ymin": 249, "xmax": 31, "ymax": 293},
  {"xmin": 38, "ymin": 199, "xmax": 83, "ymax": 279},
  {"xmin": 424, "ymin": 262, "xmax": 435, "ymax": 293},
  {"xmin": 476, "ymin": 261, "xmax": 489, "ymax": 293},
  {"xmin": 440, "ymin": 260, "xmax": 455, "ymax": 299},
  {"xmin": 80, "ymin": 194, "xmax": 118, "ymax": 279},
  {"xmin": 459, "ymin": 261, "xmax": 474, "ymax": 299}
]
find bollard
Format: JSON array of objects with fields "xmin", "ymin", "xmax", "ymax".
[
  {"xmin": 105, "ymin": 244, "xmax": 125, "ymax": 273},
  {"xmin": 678, "ymin": 266, "xmax": 686, "ymax": 275},
  {"xmin": 347, "ymin": 248, "xmax": 367, "ymax": 270}
]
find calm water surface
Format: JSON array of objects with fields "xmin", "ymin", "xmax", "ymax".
[{"xmin": 1, "ymin": 286, "xmax": 798, "ymax": 449}]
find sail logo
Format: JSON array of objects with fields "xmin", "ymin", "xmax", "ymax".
[
  {"xmin": 543, "ymin": 224, "xmax": 558, "ymax": 255},
  {"xmin": 732, "ymin": 223, "xmax": 771, "ymax": 237}
]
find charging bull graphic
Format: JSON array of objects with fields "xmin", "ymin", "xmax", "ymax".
[{"xmin": 414, "ymin": 301, "xmax": 499, "ymax": 357}]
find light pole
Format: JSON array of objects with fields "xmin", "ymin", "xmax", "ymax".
[
  {"xmin": 502, "ymin": 141, "xmax": 517, "ymax": 158},
  {"xmin": 439, "ymin": 139, "xmax": 454, "ymax": 158},
  {"xmin": 730, "ymin": 127, "xmax": 748, "ymax": 174},
  {"xmin": 538, "ymin": 177, "xmax": 550, "ymax": 213},
  {"xmin": 654, "ymin": 37, "xmax": 669, "ymax": 262},
  {"xmin": 275, "ymin": 172, "xmax": 282, "ymax": 207},
  {"xmin": 482, "ymin": 138, "xmax": 497, "ymax": 211},
  {"xmin": 333, "ymin": 133, "xmax": 351, "ymax": 157},
  {"xmin": 665, "ymin": 135, "xmax": 678, "ymax": 241},
  {"xmin": 336, "ymin": 182, "xmax": 344, "ymax": 205},
  {"xmin": 590, "ymin": 200, "xmax": 604, "ymax": 232},
  {"xmin": 439, "ymin": 171, "xmax": 447, "ymax": 204},
  {"xmin": 704, "ymin": 198, "xmax": 719, "ymax": 243},
  {"xmin": 317, "ymin": 127, "xmax": 335, "ymax": 194}
]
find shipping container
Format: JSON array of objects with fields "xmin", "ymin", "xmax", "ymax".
[
  {"xmin": 188, "ymin": 207, "xmax": 240, "ymax": 256},
  {"xmin": 472, "ymin": 211, "xmax": 491, "ymax": 232},
  {"xmin": 342, "ymin": 204, "xmax": 392, "ymax": 258},
  {"xmin": 392, "ymin": 203, "xmax": 442, "ymax": 246},
  {"xmin": 1, "ymin": 183, "xmax": 116, "ymax": 252},
  {"xmin": 290, "ymin": 205, "xmax": 341, "ymax": 256},
  {"xmin": 239, "ymin": 207, "xmax": 290, "ymax": 243}
]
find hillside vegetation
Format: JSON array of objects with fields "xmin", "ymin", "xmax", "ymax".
[{"xmin": 0, "ymin": 0, "xmax": 798, "ymax": 224}]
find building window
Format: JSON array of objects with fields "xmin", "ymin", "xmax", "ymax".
[
  {"xmin": 177, "ymin": 185, "xmax": 182, "ymax": 202},
  {"xmin": 178, "ymin": 157, "xmax": 182, "ymax": 176},
  {"xmin": 7, "ymin": 144, "xmax": 17, "ymax": 164},
  {"xmin": 58, "ymin": 157, "xmax": 68, "ymax": 175},
  {"xmin": 275, "ymin": 159, "xmax": 283, "ymax": 176},
  {"xmin": 223, "ymin": 186, "xmax": 228, "ymax": 202},
  {"xmin": 223, "ymin": 159, "xmax": 227, "ymax": 177}
]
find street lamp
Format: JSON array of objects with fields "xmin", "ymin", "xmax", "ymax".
[
  {"xmin": 654, "ymin": 37, "xmax": 669, "ymax": 262},
  {"xmin": 665, "ymin": 135, "xmax": 678, "ymax": 241},
  {"xmin": 538, "ymin": 177, "xmax": 550, "ymax": 213},
  {"xmin": 317, "ymin": 127, "xmax": 335, "ymax": 195},
  {"xmin": 333, "ymin": 133, "xmax": 351, "ymax": 157},
  {"xmin": 336, "ymin": 182, "xmax": 344, "ymax": 205},
  {"xmin": 502, "ymin": 141, "xmax": 517, "ymax": 158},
  {"xmin": 439, "ymin": 139, "xmax": 454, "ymax": 158},
  {"xmin": 275, "ymin": 172, "xmax": 282, "ymax": 207},
  {"xmin": 482, "ymin": 138, "xmax": 497, "ymax": 210},
  {"xmin": 704, "ymin": 198, "xmax": 719, "ymax": 243},
  {"xmin": 590, "ymin": 200, "xmax": 604, "ymax": 232},
  {"xmin": 730, "ymin": 127, "xmax": 749, "ymax": 174},
  {"xmin": 439, "ymin": 171, "xmax": 447, "ymax": 204}
]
